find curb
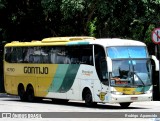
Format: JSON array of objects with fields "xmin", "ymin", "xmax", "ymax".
[{"xmin": 0, "ymin": 93, "xmax": 19, "ymax": 98}]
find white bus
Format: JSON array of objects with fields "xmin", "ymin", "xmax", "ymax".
[{"xmin": 4, "ymin": 37, "xmax": 156, "ymax": 108}]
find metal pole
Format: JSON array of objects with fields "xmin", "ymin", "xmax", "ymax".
[
  {"xmin": 155, "ymin": 45, "xmax": 158, "ymax": 57},
  {"xmin": 158, "ymin": 45, "xmax": 160, "ymax": 99}
]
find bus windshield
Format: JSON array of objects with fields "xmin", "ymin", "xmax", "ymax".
[
  {"xmin": 107, "ymin": 46, "xmax": 148, "ymax": 59},
  {"xmin": 107, "ymin": 46, "xmax": 151, "ymax": 87}
]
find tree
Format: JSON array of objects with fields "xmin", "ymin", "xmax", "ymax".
[
  {"xmin": 0, "ymin": 0, "xmax": 46, "ymax": 42},
  {"xmin": 0, "ymin": 0, "xmax": 160, "ymax": 44}
]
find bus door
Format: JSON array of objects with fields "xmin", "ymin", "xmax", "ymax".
[
  {"xmin": 99, "ymin": 59, "xmax": 110, "ymax": 102},
  {"xmin": 94, "ymin": 45, "xmax": 109, "ymax": 102}
]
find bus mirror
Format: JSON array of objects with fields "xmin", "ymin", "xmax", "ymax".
[
  {"xmin": 151, "ymin": 55, "xmax": 159, "ymax": 71},
  {"xmin": 106, "ymin": 57, "xmax": 112, "ymax": 72}
]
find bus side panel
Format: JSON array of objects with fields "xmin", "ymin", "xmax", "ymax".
[
  {"xmin": 66, "ymin": 78, "xmax": 80, "ymax": 100},
  {"xmin": 78, "ymin": 65, "xmax": 110, "ymax": 103},
  {"xmin": 4, "ymin": 62, "xmax": 21, "ymax": 95},
  {"xmin": 36, "ymin": 64, "xmax": 58, "ymax": 97},
  {"xmin": 5, "ymin": 75, "xmax": 36, "ymax": 95},
  {"xmin": 58, "ymin": 64, "xmax": 80, "ymax": 92},
  {"xmin": 46, "ymin": 64, "xmax": 80, "ymax": 99},
  {"xmin": 77, "ymin": 65, "xmax": 99, "ymax": 101},
  {"xmin": 47, "ymin": 64, "xmax": 97, "ymax": 101},
  {"xmin": 37, "ymin": 77, "xmax": 53, "ymax": 97},
  {"xmin": 14, "ymin": 76, "xmax": 36, "ymax": 95},
  {"xmin": 48, "ymin": 64, "xmax": 69, "ymax": 92},
  {"xmin": 5, "ymin": 76, "xmax": 13, "ymax": 94}
]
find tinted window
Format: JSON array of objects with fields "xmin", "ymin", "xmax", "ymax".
[{"xmin": 5, "ymin": 45, "xmax": 93, "ymax": 65}]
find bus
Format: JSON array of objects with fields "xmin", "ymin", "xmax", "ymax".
[{"xmin": 3, "ymin": 37, "xmax": 157, "ymax": 108}]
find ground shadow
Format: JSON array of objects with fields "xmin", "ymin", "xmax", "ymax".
[{"xmin": 0, "ymin": 95, "xmax": 150, "ymax": 110}]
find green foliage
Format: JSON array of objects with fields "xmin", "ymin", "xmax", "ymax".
[
  {"xmin": 0, "ymin": 0, "xmax": 6, "ymax": 9},
  {"xmin": 144, "ymin": 24, "xmax": 155, "ymax": 43},
  {"xmin": 0, "ymin": 0, "xmax": 160, "ymax": 46},
  {"xmin": 41, "ymin": 0, "xmax": 59, "ymax": 14},
  {"xmin": 88, "ymin": 17, "xmax": 97, "ymax": 37},
  {"xmin": 60, "ymin": 0, "xmax": 84, "ymax": 19}
]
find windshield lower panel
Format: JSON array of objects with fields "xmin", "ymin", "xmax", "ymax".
[{"xmin": 110, "ymin": 59, "xmax": 151, "ymax": 87}]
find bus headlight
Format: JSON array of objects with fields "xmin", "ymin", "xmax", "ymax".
[
  {"xmin": 111, "ymin": 91, "xmax": 123, "ymax": 95},
  {"xmin": 144, "ymin": 90, "xmax": 152, "ymax": 94},
  {"xmin": 144, "ymin": 86, "xmax": 152, "ymax": 94}
]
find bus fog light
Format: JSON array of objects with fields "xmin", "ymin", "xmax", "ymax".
[{"xmin": 111, "ymin": 97, "xmax": 117, "ymax": 101}]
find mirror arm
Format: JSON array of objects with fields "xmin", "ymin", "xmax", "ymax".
[{"xmin": 151, "ymin": 55, "xmax": 159, "ymax": 71}]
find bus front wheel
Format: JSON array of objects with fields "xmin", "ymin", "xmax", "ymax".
[
  {"xmin": 84, "ymin": 90, "xmax": 97, "ymax": 107},
  {"xmin": 119, "ymin": 102, "xmax": 131, "ymax": 108}
]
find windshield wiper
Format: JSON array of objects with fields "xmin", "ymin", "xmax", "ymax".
[
  {"xmin": 128, "ymin": 69, "xmax": 145, "ymax": 86},
  {"xmin": 134, "ymin": 72, "xmax": 145, "ymax": 86},
  {"xmin": 128, "ymin": 56, "xmax": 145, "ymax": 86}
]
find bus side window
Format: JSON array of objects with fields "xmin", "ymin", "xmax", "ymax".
[
  {"xmin": 24, "ymin": 47, "xmax": 34, "ymax": 63},
  {"xmin": 16, "ymin": 48, "xmax": 23, "ymax": 62},
  {"xmin": 22, "ymin": 47, "xmax": 29, "ymax": 63},
  {"xmin": 5, "ymin": 47, "xmax": 23, "ymax": 63},
  {"xmin": 5, "ymin": 48, "xmax": 12, "ymax": 63},
  {"xmin": 10, "ymin": 48, "xmax": 16, "ymax": 62},
  {"xmin": 5, "ymin": 47, "xmax": 18, "ymax": 63},
  {"xmin": 80, "ymin": 45, "xmax": 93, "ymax": 65}
]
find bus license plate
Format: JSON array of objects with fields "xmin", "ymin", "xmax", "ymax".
[{"xmin": 131, "ymin": 97, "xmax": 138, "ymax": 100}]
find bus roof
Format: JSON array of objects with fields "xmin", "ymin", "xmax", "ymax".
[
  {"xmin": 91, "ymin": 38, "xmax": 146, "ymax": 47},
  {"xmin": 5, "ymin": 36, "xmax": 95, "ymax": 47},
  {"xmin": 4, "ymin": 37, "xmax": 146, "ymax": 47},
  {"xmin": 42, "ymin": 36, "xmax": 95, "ymax": 42}
]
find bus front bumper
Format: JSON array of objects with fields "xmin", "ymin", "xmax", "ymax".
[{"xmin": 109, "ymin": 93, "xmax": 152, "ymax": 103}]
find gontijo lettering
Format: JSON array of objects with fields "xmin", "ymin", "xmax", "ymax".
[{"xmin": 24, "ymin": 66, "xmax": 48, "ymax": 74}]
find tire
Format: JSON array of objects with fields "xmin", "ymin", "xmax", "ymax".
[
  {"xmin": 26, "ymin": 86, "xmax": 35, "ymax": 102},
  {"xmin": 84, "ymin": 90, "xmax": 97, "ymax": 107},
  {"xmin": 120, "ymin": 102, "xmax": 131, "ymax": 108},
  {"xmin": 18, "ymin": 85, "xmax": 26, "ymax": 101}
]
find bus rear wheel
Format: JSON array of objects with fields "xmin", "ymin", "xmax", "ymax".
[
  {"xmin": 26, "ymin": 85, "xmax": 35, "ymax": 102},
  {"xmin": 18, "ymin": 85, "xmax": 26, "ymax": 101},
  {"xmin": 84, "ymin": 90, "xmax": 97, "ymax": 107},
  {"xmin": 119, "ymin": 102, "xmax": 131, "ymax": 108}
]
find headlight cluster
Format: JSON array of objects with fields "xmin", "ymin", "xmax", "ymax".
[{"xmin": 111, "ymin": 91, "xmax": 123, "ymax": 95}]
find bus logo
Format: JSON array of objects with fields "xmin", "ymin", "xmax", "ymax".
[
  {"xmin": 82, "ymin": 70, "xmax": 93, "ymax": 76},
  {"xmin": 98, "ymin": 92, "xmax": 107, "ymax": 101},
  {"xmin": 24, "ymin": 66, "xmax": 49, "ymax": 74}
]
